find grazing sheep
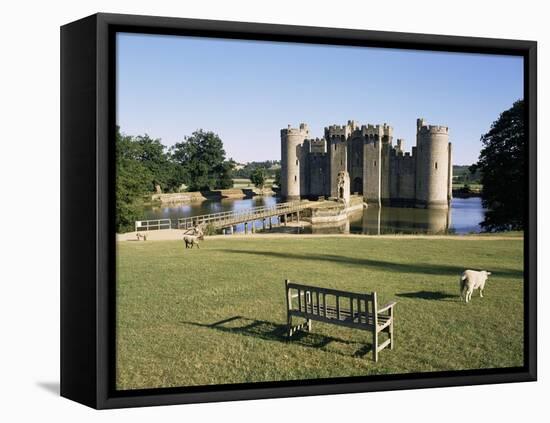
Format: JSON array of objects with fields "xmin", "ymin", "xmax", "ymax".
[
  {"xmin": 460, "ymin": 270, "xmax": 492, "ymax": 303},
  {"xmin": 183, "ymin": 225, "xmax": 205, "ymax": 249},
  {"xmin": 183, "ymin": 234, "xmax": 204, "ymax": 249}
]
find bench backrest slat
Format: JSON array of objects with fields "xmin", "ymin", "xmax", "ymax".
[
  {"xmin": 286, "ymin": 281, "xmax": 374, "ymax": 301},
  {"xmin": 285, "ymin": 280, "xmax": 377, "ymax": 329}
]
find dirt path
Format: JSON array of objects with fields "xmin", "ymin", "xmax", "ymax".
[{"xmin": 118, "ymin": 229, "xmax": 522, "ymax": 242}]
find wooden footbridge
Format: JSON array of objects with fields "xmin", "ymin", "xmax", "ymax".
[{"xmin": 135, "ymin": 201, "xmax": 309, "ymax": 234}]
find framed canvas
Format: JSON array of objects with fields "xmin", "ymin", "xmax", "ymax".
[{"xmin": 60, "ymin": 13, "xmax": 537, "ymax": 409}]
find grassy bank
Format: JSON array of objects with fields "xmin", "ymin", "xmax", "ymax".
[{"xmin": 116, "ymin": 235, "xmax": 524, "ymax": 390}]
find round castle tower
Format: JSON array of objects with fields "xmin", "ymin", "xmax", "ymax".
[
  {"xmin": 415, "ymin": 118, "xmax": 452, "ymax": 209},
  {"xmin": 281, "ymin": 123, "xmax": 309, "ymax": 200}
]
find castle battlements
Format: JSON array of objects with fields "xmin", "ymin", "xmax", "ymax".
[
  {"xmin": 281, "ymin": 118, "xmax": 453, "ymax": 209},
  {"xmin": 307, "ymin": 138, "xmax": 327, "ymax": 154},
  {"xmin": 418, "ymin": 125, "xmax": 449, "ymax": 135},
  {"xmin": 325, "ymin": 125, "xmax": 347, "ymax": 136},
  {"xmin": 281, "ymin": 123, "xmax": 310, "ymax": 136},
  {"xmin": 416, "ymin": 118, "xmax": 449, "ymax": 135}
]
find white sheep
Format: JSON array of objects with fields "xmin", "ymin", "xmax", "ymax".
[
  {"xmin": 183, "ymin": 234, "xmax": 203, "ymax": 249},
  {"xmin": 183, "ymin": 225, "xmax": 205, "ymax": 249},
  {"xmin": 460, "ymin": 270, "xmax": 492, "ymax": 303}
]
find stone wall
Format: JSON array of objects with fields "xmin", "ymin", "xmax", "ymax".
[
  {"xmin": 363, "ymin": 138, "xmax": 381, "ymax": 205},
  {"xmin": 307, "ymin": 152, "xmax": 329, "ymax": 198},
  {"xmin": 389, "ymin": 150, "xmax": 416, "ymax": 206},
  {"xmin": 347, "ymin": 136, "xmax": 364, "ymax": 194},
  {"xmin": 328, "ymin": 135, "xmax": 347, "ymax": 198}
]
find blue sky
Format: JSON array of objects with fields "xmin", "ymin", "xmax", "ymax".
[{"xmin": 117, "ymin": 33, "xmax": 523, "ymax": 165}]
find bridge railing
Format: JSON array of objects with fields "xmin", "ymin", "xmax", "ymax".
[
  {"xmin": 135, "ymin": 218, "xmax": 172, "ymax": 232},
  {"xmin": 177, "ymin": 201, "xmax": 307, "ymax": 229}
]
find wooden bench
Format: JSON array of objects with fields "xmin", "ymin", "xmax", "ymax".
[{"xmin": 285, "ymin": 280, "xmax": 396, "ymax": 362}]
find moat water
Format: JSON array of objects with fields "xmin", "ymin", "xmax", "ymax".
[{"xmin": 142, "ymin": 196, "xmax": 486, "ymax": 235}]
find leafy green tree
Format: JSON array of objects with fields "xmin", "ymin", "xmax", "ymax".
[
  {"xmin": 273, "ymin": 168, "xmax": 281, "ymax": 188},
  {"xmin": 115, "ymin": 129, "xmax": 152, "ymax": 232},
  {"xmin": 470, "ymin": 99, "xmax": 525, "ymax": 231},
  {"xmin": 250, "ymin": 167, "xmax": 266, "ymax": 189},
  {"xmin": 163, "ymin": 162, "xmax": 189, "ymax": 192},
  {"xmin": 218, "ymin": 159, "xmax": 236, "ymax": 189},
  {"xmin": 133, "ymin": 134, "xmax": 188, "ymax": 192},
  {"xmin": 171, "ymin": 130, "xmax": 232, "ymax": 191}
]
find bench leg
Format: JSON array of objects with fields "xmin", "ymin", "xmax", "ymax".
[
  {"xmin": 389, "ymin": 319, "xmax": 394, "ymax": 350},
  {"xmin": 287, "ymin": 314, "xmax": 293, "ymax": 338},
  {"xmin": 287, "ymin": 317, "xmax": 311, "ymax": 338},
  {"xmin": 373, "ymin": 329, "xmax": 378, "ymax": 362}
]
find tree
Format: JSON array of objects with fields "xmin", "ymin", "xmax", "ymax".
[
  {"xmin": 133, "ymin": 134, "xmax": 188, "ymax": 193},
  {"xmin": 171, "ymin": 130, "xmax": 233, "ymax": 191},
  {"xmin": 218, "ymin": 159, "xmax": 236, "ymax": 189},
  {"xmin": 115, "ymin": 128, "xmax": 152, "ymax": 232},
  {"xmin": 470, "ymin": 99, "xmax": 525, "ymax": 231},
  {"xmin": 250, "ymin": 168, "xmax": 266, "ymax": 189},
  {"xmin": 273, "ymin": 168, "xmax": 281, "ymax": 188}
]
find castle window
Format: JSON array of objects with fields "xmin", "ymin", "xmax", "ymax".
[
  {"xmin": 296, "ymin": 159, "xmax": 299, "ymax": 166},
  {"xmin": 294, "ymin": 175, "xmax": 297, "ymax": 182},
  {"xmin": 374, "ymin": 160, "xmax": 377, "ymax": 167},
  {"xmin": 435, "ymin": 161, "xmax": 438, "ymax": 170}
]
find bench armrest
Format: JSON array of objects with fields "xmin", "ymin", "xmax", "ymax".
[{"xmin": 378, "ymin": 301, "xmax": 397, "ymax": 314}]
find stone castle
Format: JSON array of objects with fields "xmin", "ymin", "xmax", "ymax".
[{"xmin": 280, "ymin": 118, "xmax": 453, "ymax": 209}]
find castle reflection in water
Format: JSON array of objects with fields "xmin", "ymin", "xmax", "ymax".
[
  {"xmin": 309, "ymin": 197, "xmax": 485, "ymax": 235},
  {"xmin": 311, "ymin": 206, "xmax": 452, "ymax": 235}
]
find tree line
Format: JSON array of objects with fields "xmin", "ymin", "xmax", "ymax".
[
  {"xmin": 233, "ymin": 160, "xmax": 280, "ymax": 179},
  {"xmin": 116, "ymin": 127, "xmax": 234, "ymax": 232},
  {"xmin": 453, "ymin": 165, "xmax": 481, "ymax": 186},
  {"xmin": 471, "ymin": 99, "xmax": 526, "ymax": 232}
]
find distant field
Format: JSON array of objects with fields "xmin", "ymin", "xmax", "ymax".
[
  {"xmin": 232, "ymin": 178, "xmax": 275, "ymax": 188},
  {"xmin": 116, "ymin": 235, "xmax": 524, "ymax": 390},
  {"xmin": 453, "ymin": 183, "xmax": 483, "ymax": 191}
]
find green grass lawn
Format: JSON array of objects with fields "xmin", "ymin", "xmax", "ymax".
[{"xmin": 116, "ymin": 235, "xmax": 524, "ymax": 390}]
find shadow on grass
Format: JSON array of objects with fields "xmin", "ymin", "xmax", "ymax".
[
  {"xmin": 396, "ymin": 291, "xmax": 458, "ymax": 301},
  {"xmin": 181, "ymin": 316, "xmax": 374, "ymax": 359},
  {"xmin": 223, "ymin": 249, "xmax": 523, "ymax": 279}
]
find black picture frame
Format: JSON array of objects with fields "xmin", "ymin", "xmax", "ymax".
[{"xmin": 60, "ymin": 12, "xmax": 537, "ymax": 409}]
